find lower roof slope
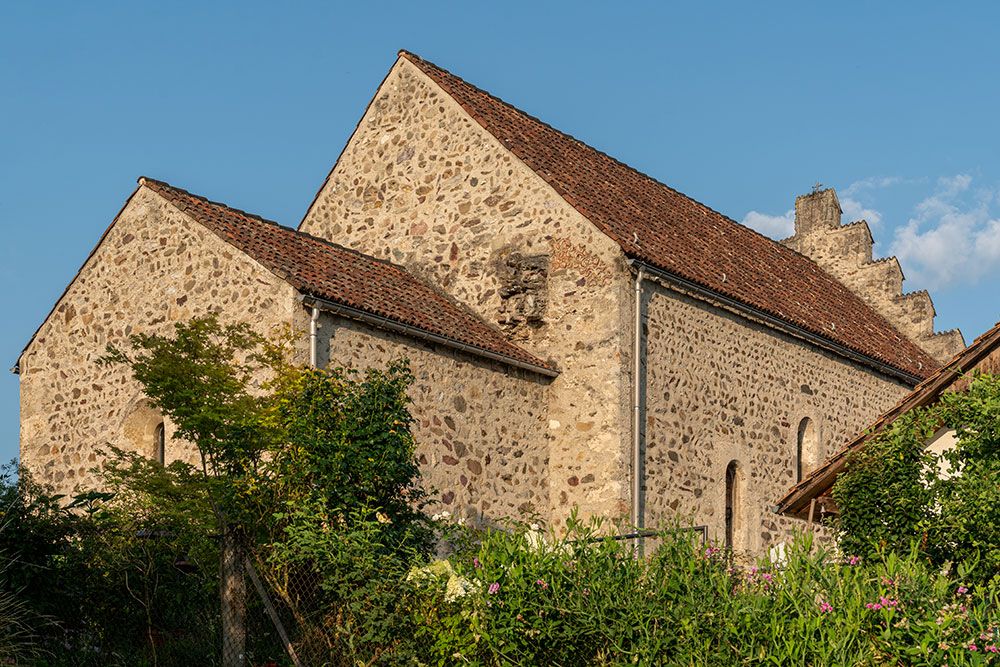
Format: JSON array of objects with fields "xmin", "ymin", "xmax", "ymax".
[
  {"xmin": 140, "ymin": 179, "xmax": 555, "ymax": 375},
  {"xmin": 398, "ymin": 51, "xmax": 938, "ymax": 380}
]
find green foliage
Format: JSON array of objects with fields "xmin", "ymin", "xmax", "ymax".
[
  {"xmin": 261, "ymin": 500, "xmax": 425, "ymax": 665},
  {"xmin": 251, "ymin": 360, "xmax": 428, "ymax": 543},
  {"xmin": 0, "ymin": 462, "xmax": 62, "ymax": 663},
  {"xmin": 832, "ymin": 405, "xmax": 939, "ymax": 561},
  {"xmin": 0, "ymin": 461, "xmax": 81, "ymax": 619},
  {"xmin": 834, "ymin": 372, "xmax": 1000, "ymax": 583},
  {"xmin": 247, "ymin": 360, "xmax": 433, "ymax": 665},
  {"xmin": 104, "ymin": 315, "xmax": 434, "ymax": 665},
  {"xmin": 101, "ymin": 313, "xmax": 284, "ymax": 481},
  {"xmin": 414, "ymin": 521, "xmax": 1000, "ymax": 666},
  {"xmin": 0, "ymin": 453, "xmax": 221, "ymax": 666}
]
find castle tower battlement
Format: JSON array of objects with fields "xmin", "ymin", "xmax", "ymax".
[{"xmin": 782, "ymin": 188, "xmax": 964, "ymax": 365}]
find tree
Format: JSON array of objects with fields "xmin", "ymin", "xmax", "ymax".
[
  {"xmin": 102, "ymin": 315, "xmax": 284, "ymax": 667},
  {"xmin": 102, "ymin": 315, "xmax": 432, "ymax": 664}
]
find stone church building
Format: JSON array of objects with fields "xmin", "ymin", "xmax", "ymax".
[{"xmin": 15, "ymin": 51, "xmax": 963, "ymax": 553}]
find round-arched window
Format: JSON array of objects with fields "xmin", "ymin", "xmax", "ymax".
[
  {"xmin": 725, "ymin": 460, "xmax": 740, "ymax": 549},
  {"xmin": 797, "ymin": 418, "xmax": 818, "ymax": 482}
]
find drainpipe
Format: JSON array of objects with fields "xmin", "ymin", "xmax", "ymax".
[
  {"xmin": 309, "ymin": 306, "xmax": 320, "ymax": 369},
  {"xmin": 632, "ymin": 265, "xmax": 645, "ymax": 552}
]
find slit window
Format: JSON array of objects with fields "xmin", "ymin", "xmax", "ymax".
[{"xmin": 153, "ymin": 423, "xmax": 165, "ymax": 465}]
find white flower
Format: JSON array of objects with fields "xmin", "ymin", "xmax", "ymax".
[{"xmin": 444, "ymin": 574, "xmax": 474, "ymax": 602}]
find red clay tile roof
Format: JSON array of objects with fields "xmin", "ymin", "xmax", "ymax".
[
  {"xmin": 398, "ymin": 51, "xmax": 938, "ymax": 380},
  {"xmin": 776, "ymin": 320, "xmax": 1000, "ymax": 518},
  {"xmin": 141, "ymin": 178, "xmax": 555, "ymax": 375}
]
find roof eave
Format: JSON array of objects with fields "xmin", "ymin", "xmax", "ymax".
[
  {"xmin": 298, "ymin": 293, "xmax": 559, "ymax": 378},
  {"xmin": 631, "ymin": 258, "xmax": 927, "ymax": 387}
]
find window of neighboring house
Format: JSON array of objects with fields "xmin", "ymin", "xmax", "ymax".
[
  {"xmin": 796, "ymin": 417, "xmax": 818, "ymax": 483},
  {"xmin": 153, "ymin": 423, "xmax": 165, "ymax": 465},
  {"xmin": 725, "ymin": 460, "xmax": 740, "ymax": 549}
]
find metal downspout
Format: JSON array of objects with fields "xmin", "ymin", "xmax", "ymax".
[
  {"xmin": 309, "ymin": 306, "xmax": 320, "ymax": 368},
  {"xmin": 633, "ymin": 265, "xmax": 645, "ymax": 553}
]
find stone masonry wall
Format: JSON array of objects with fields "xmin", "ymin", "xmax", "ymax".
[
  {"xmin": 308, "ymin": 310, "xmax": 551, "ymax": 525},
  {"xmin": 642, "ymin": 281, "xmax": 912, "ymax": 553},
  {"xmin": 18, "ymin": 186, "xmax": 298, "ymax": 495},
  {"xmin": 782, "ymin": 188, "xmax": 964, "ymax": 365},
  {"xmin": 299, "ymin": 57, "xmax": 634, "ymax": 526}
]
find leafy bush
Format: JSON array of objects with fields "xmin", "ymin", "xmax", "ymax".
[
  {"xmin": 834, "ymin": 372, "xmax": 1000, "ymax": 584},
  {"xmin": 248, "ymin": 360, "xmax": 433, "ymax": 666},
  {"xmin": 413, "ymin": 518, "xmax": 1000, "ymax": 666}
]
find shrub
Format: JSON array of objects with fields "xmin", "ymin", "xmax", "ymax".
[
  {"xmin": 834, "ymin": 372, "xmax": 1000, "ymax": 584},
  {"xmin": 414, "ymin": 518, "xmax": 1000, "ymax": 666}
]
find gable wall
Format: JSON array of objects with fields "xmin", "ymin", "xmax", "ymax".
[
  {"xmin": 308, "ymin": 310, "xmax": 550, "ymax": 524},
  {"xmin": 300, "ymin": 59, "xmax": 634, "ymax": 525},
  {"xmin": 642, "ymin": 282, "xmax": 912, "ymax": 552},
  {"xmin": 19, "ymin": 187, "xmax": 298, "ymax": 495}
]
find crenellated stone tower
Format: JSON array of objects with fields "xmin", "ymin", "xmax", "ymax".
[{"xmin": 782, "ymin": 188, "xmax": 965, "ymax": 365}]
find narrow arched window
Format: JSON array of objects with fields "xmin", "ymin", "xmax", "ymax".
[
  {"xmin": 797, "ymin": 418, "xmax": 818, "ymax": 482},
  {"xmin": 725, "ymin": 461, "xmax": 739, "ymax": 549},
  {"xmin": 153, "ymin": 423, "xmax": 165, "ymax": 465}
]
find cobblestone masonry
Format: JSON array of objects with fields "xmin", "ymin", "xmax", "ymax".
[
  {"xmin": 308, "ymin": 310, "xmax": 551, "ymax": 524},
  {"xmin": 300, "ymin": 57, "xmax": 634, "ymax": 525},
  {"xmin": 642, "ymin": 281, "xmax": 911, "ymax": 552},
  {"xmin": 18, "ymin": 186, "xmax": 298, "ymax": 494}
]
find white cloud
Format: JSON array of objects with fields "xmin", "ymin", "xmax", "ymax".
[
  {"xmin": 743, "ymin": 209, "xmax": 794, "ymax": 239},
  {"xmin": 889, "ymin": 174, "xmax": 1000, "ymax": 289},
  {"xmin": 843, "ymin": 176, "xmax": 903, "ymax": 197},
  {"xmin": 841, "ymin": 196, "xmax": 883, "ymax": 226}
]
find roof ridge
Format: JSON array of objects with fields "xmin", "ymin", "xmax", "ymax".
[
  {"xmin": 399, "ymin": 52, "xmax": 937, "ymax": 378},
  {"xmin": 397, "ymin": 51, "xmax": 786, "ymax": 251}
]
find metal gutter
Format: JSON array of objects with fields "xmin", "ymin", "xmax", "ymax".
[
  {"xmin": 631, "ymin": 265, "xmax": 645, "ymax": 552},
  {"xmin": 308, "ymin": 306, "xmax": 320, "ymax": 368},
  {"xmin": 297, "ymin": 294, "xmax": 559, "ymax": 378},
  {"xmin": 632, "ymin": 259, "xmax": 925, "ymax": 387}
]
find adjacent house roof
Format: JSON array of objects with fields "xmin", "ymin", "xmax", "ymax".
[
  {"xmin": 398, "ymin": 51, "xmax": 938, "ymax": 381},
  {"xmin": 15, "ymin": 179, "xmax": 556, "ymax": 377},
  {"xmin": 776, "ymin": 319, "xmax": 1000, "ymax": 518}
]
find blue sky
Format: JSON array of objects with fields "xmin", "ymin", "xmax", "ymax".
[{"xmin": 3, "ymin": 2, "xmax": 1000, "ymax": 465}]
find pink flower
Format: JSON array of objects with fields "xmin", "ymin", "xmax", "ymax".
[
  {"xmin": 488, "ymin": 583, "xmax": 500, "ymax": 595},
  {"xmin": 958, "ymin": 586, "xmax": 969, "ymax": 595},
  {"xmin": 536, "ymin": 579, "xmax": 548, "ymax": 589},
  {"xmin": 819, "ymin": 601, "xmax": 833, "ymax": 613},
  {"xmin": 474, "ymin": 558, "xmax": 482, "ymax": 569}
]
